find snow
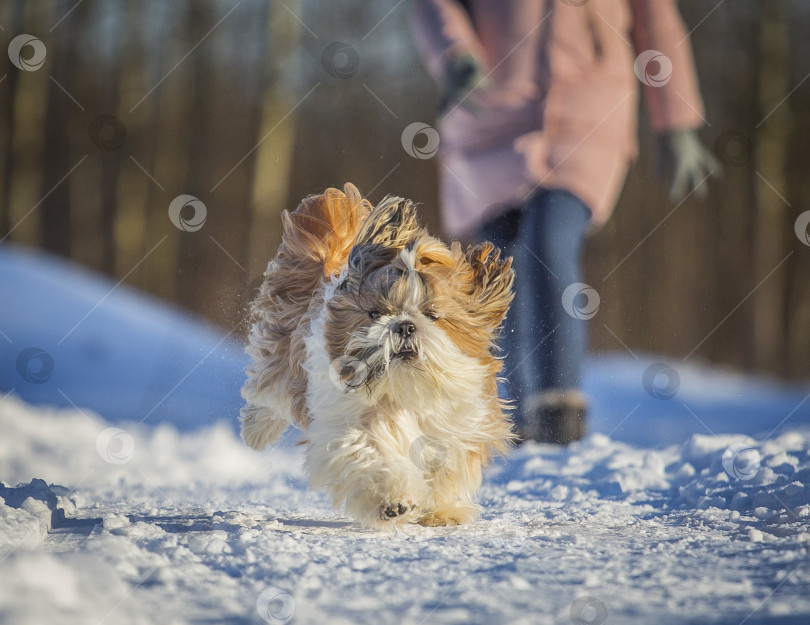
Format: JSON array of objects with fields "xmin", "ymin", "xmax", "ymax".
[
  {"xmin": 3, "ymin": 393, "xmax": 810, "ymax": 625},
  {"xmin": 0, "ymin": 244, "xmax": 246, "ymax": 431},
  {"xmin": 2, "ymin": 245, "xmax": 810, "ymax": 624}
]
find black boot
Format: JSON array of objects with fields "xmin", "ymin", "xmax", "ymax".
[{"xmin": 517, "ymin": 390, "xmax": 588, "ymax": 445}]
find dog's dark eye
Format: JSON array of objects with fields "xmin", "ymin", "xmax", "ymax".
[
  {"xmin": 424, "ymin": 310, "xmax": 440, "ymax": 321},
  {"xmin": 369, "ymin": 311, "xmax": 382, "ymax": 320}
]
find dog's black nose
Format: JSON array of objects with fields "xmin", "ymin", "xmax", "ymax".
[{"xmin": 394, "ymin": 321, "xmax": 416, "ymax": 338}]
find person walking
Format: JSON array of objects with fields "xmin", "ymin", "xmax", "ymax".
[{"xmin": 410, "ymin": 0, "xmax": 719, "ymax": 443}]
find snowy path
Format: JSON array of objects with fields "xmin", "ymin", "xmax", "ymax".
[{"xmin": 2, "ymin": 391, "xmax": 809, "ymax": 625}]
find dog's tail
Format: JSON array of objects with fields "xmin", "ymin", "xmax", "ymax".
[{"xmin": 241, "ymin": 184, "xmax": 372, "ymax": 450}]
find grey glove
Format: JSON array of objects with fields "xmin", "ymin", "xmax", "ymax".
[
  {"xmin": 438, "ymin": 53, "xmax": 488, "ymax": 116},
  {"xmin": 660, "ymin": 128, "xmax": 722, "ymax": 202}
]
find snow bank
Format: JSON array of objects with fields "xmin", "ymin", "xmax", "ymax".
[
  {"xmin": 0, "ymin": 393, "xmax": 302, "ymax": 496},
  {"xmin": 0, "ymin": 244, "xmax": 247, "ymax": 431}
]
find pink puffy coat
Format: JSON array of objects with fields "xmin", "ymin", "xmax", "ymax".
[{"xmin": 410, "ymin": 0, "xmax": 706, "ymax": 238}]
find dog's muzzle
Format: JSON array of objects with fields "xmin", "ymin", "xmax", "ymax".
[{"xmin": 392, "ymin": 321, "xmax": 417, "ymax": 359}]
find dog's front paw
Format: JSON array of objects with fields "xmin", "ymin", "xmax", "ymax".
[
  {"xmin": 417, "ymin": 502, "xmax": 479, "ymax": 527},
  {"xmin": 379, "ymin": 499, "xmax": 418, "ymax": 521}
]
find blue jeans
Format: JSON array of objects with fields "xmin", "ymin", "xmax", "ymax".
[{"xmin": 478, "ymin": 189, "xmax": 591, "ymax": 417}]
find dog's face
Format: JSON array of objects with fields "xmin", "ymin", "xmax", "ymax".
[{"xmin": 324, "ymin": 197, "xmax": 514, "ymax": 400}]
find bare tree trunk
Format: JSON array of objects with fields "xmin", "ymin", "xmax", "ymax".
[
  {"xmin": 753, "ymin": 0, "xmax": 790, "ymax": 374},
  {"xmin": 0, "ymin": 1, "xmax": 25, "ymax": 238},
  {"xmin": 245, "ymin": 2, "xmax": 307, "ymax": 286},
  {"xmin": 97, "ymin": 3, "xmax": 124, "ymax": 275},
  {"xmin": 39, "ymin": 0, "xmax": 74, "ymax": 258},
  {"xmin": 783, "ymin": 0, "xmax": 810, "ymax": 378},
  {"xmin": 136, "ymin": 2, "xmax": 172, "ymax": 285}
]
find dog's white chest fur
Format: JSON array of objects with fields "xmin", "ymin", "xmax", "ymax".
[{"xmin": 301, "ymin": 299, "xmax": 489, "ymax": 527}]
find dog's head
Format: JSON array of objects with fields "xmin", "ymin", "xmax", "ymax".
[{"xmin": 324, "ymin": 196, "xmax": 514, "ymax": 403}]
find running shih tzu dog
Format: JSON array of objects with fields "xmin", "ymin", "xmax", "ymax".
[{"xmin": 241, "ymin": 183, "xmax": 514, "ymax": 529}]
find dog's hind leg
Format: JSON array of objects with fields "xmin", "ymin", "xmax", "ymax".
[
  {"xmin": 240, "ymin": 402, "xmax": 290, "ymax": 450},
  {"xmin": 240, "ymin": 355, "xmax": 294, "ymax": 450}
]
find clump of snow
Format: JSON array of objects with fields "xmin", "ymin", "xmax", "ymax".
[{"xmin": 0, "ymin": 394, "xmax": 302, "ymax": 495}]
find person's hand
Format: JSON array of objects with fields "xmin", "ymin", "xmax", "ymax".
[
  {"xmin": 659, "ymin": 128, "xmax": 721, "ymax": 202},
  {"xmin": 439, "ymin": 52, "xmax": 488, "ymax": 116}
]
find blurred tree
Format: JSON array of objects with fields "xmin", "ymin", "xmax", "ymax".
[
  {"xmin": 0, "ymin": 0, "xmax": 808, "ymax": 380},
  {"xmin": 0, "ymin": 1, "xmax": 24, "ymax": 238},
  {"xmin": 175, "ymin": 0, "xmax": 270, "ymax": 328}
]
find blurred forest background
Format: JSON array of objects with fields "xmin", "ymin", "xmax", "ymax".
[{"xmin": 1, "ymin": 0, "xmax": 808, "ymax": 380}]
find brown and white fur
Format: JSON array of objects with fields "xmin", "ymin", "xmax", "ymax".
[{"xmin": 241, "ymin": 183, "xmax": 514, "ymax": 529}]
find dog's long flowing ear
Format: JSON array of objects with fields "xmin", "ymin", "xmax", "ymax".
[
  {"xmin": 280, "ymin": 182, "xmax": 372, "ymax": 277},
  {"xmin": 465, "ymin": 242, "xmax": 515, "ymax": 331},
  {"xmin": 348, "ymin": 196, "xmax": 421, "ymax": 273}
]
